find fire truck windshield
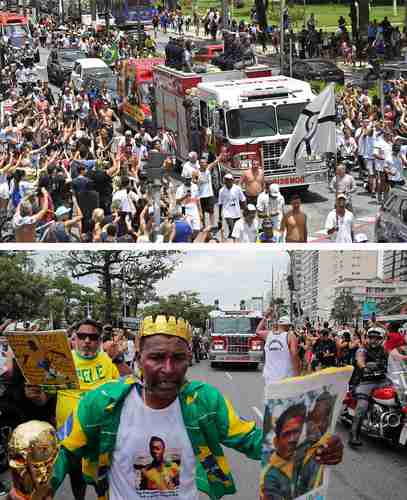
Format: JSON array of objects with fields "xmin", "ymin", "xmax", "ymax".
[
  {"xmin": 213, "ymin": 317, "xmax": 260, "ymax": 334},
  {"xmin": 276, "ymin": 102, "xmax": 307, "ymax": 135},
  {"xmin": 227, "ymin": 106, "xmax": 277, "ymax": 139},
  {"xmin": 226, "ymin": 102, "xmax": 307, "ymax": 139}
]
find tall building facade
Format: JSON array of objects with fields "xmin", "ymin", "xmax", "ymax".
[
  {"xmin": 293, "ymin": 251, "xmax": 379, "ymax": 321},
  {"xmin": 383, "ymin": 251, "xmax": 407, "ymax": 282}
]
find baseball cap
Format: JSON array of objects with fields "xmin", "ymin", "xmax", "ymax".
[
  {"xmin": 247, "ymin": 204, "xmax": 257, "ymax": 212},
  {"xmin": 278, "ymin": 316, "xmax": 290, "ymax": 325},
  {"xmin": 270, "ymin": 184, "xmax": 280, "ymax": 197},
  {"xmin": 55, "ymin": 206, "xmax": 71, "ymax": 218},
  {"xmin": 224, "ymin": 173, "xmax": 234, "ymax": 180},
  {"xmin": 125, "ymin": 130, "xmax": 132, "ymax": 136},
  {"xmin": 337, "ymin": 193, "xmax": 347, "ymax": 200}
]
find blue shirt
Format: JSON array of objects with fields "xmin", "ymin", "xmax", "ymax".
[{"xmin": 173, "ymin": 220, "xmax": 193, "ymax": 243}]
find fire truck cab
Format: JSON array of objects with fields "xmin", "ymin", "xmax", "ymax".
[
  {"xmin": 118, "ymin": 57, "xmax": 164, "ymax": 130},
  {"xmin": 154, "ymin": 64, "xmax": 327, "ymax": 188},
  {"xmin": 207, "ymin": 308, "xmax": 264, "ymax": 369}
]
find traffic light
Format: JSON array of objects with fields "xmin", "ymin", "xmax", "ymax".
[
  {"xmin": 293, "ymin": 303, "xmax": 299, "ymax": 317},
  {"xmin": 214, "ymin": 299, "xmax": 219, "ymax": 310},
  {"xmin": 240, "ymin": 300, "xmax": 246, "ymax": 310},
  {"xmin": 287, "ymin": 275, "xmax": 294, "ymax": 291}
]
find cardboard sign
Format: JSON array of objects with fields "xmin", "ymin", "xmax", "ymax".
[
  {"xmin": 6, "ymin": 330, "xmax": 79, "ymax": 391},
  {"xmin": 260, "ymin": 367, "xmax": 353, "ymax": 500}
]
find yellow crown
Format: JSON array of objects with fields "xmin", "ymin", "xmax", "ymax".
[{"xmin": 140, "ymin": 315, "xmax": 192, "ymax": 343}]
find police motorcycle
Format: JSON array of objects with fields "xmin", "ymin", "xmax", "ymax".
[{"xmin": 341, "ymin": 328, "xmax": 407, "ymax": 447}]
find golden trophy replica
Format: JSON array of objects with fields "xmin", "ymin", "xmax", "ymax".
[{"xmin": 8, "ymin": 421, "xmax": 59, "ymax": 500}]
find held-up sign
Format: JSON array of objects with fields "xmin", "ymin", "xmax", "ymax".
[
  {"xmin": 6, "ymin": 330, "xmax": 79, "ymax": 391},
  {"xmin": 260, "ymin": 367, "xmax": 353, "ymax": 500}
]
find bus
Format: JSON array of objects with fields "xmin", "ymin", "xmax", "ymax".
[{"xmin": 113, "ymin": 0, "xmax": 157, "ymax": 26}]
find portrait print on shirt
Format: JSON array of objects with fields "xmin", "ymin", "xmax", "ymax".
[{"xmin": 133, "ymin": 436, "xmax": 181, "ymax": 497}]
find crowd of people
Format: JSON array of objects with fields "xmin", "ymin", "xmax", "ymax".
[{"xmin": 0, "ymin": 6, "xmax": 406, "ymax": 243}]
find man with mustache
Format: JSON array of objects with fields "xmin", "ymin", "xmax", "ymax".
[{"xmin": 49, "ymin": 315, "xmax": 344, "ymax": 500}]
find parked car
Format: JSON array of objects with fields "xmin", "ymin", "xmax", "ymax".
[
  {"xmin": 375, "ymin": 187, "xmax": 407, "ymax": 242},
  {"xmin": 47, "ymin": 48, "xmax": 87, "ymax": 86},
  {"xmin": 70, "ymin": 58, "xmax": 113, "ymax": 92},
  {"xmin": 283, "ymin": 59, "xmax": 344, "ymax": 84},
  {"xmin": 193, "ymin": 44, "xmax": 224, "ymax": 63}
]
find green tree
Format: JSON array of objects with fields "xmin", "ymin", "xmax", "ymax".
[
  {"xmin": 0, "ymin": 253, "xmax": 49, "ymax": 321},
  {"xmin": 53, "ymin": 251, "xmax": 181, "ymax": 322},
  {"xmin": 330, "ymin": 291, "xmax": 356, "ymax": 325},
  {"xmin": 142, "ymin": 291, "xmax": 215, "ymax": 329}
]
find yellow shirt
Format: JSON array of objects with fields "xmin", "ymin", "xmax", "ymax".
[{"xmin": 56, "ymin": 351, "xmax": 120, "ymax": 428}]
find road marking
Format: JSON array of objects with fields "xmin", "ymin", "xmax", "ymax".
[
  {"xmin": 225, "ymin": 372, "xmax": 233, "ymax": 380},
  {"xmin": 252, "ymin": 406, "xmax": 263, "ymax": 421}
]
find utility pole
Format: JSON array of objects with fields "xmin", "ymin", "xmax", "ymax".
[
  {"xmin": 280, "ymin": 0, "xmax": 285, "ymax": 73},
  {"xmin": 222, "ymin": 0, "xmax": 229, "ymax": 30}
]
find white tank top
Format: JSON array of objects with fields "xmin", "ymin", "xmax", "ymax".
[{"xmin": 263, "ymin": 331, "xmax": 295, "ymax": 384}]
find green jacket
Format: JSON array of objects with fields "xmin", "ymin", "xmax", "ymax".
[{"xmin": 51, "ymin": 377, "xmax": 263, "ymax": 499}]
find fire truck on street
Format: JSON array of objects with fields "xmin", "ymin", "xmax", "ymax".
[
  {"xmin": 207, "ymin": 307, "xmax": 264, "ymax": 369},
  {"xmin": 153, "ymin": 64, "xmax": 327, "ymax": 189}
]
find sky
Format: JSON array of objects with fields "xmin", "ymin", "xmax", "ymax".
[
  {"xmin": 31, "ymin": 249, "xmax": 291, "ymax": 307},
  {"xmin": 156, "ymin": 250, "xmax": 290, "ymax": 306}
]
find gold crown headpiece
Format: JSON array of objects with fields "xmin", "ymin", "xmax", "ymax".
[{"xmin": 140, "ymin": 315, "xmax": 192, "ymax": 343}]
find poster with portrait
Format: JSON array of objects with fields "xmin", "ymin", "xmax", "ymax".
[
  {"xmin": 260, "ymin": 367, "xmax": 353, "ymax": 500},
  {"xmin": 5, "ymin": 330, "xmax": 79, "ymax": 391}
]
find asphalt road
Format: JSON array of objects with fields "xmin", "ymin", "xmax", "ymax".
[
  {"xmin": 4, "ymin": 360, "xmax": 406, "ymax": 499},
  {"xmin": 34, "ymin": 40, "xmax": 377, "ymax": 242}
]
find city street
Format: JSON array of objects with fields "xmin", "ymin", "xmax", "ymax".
[
  {"xmin": 32, "ymin": 34, "xmax": 378, "ymax": 242},
  {"xmin": 2, "ymin": 360, "xmax": 402, "ymax": 500}
]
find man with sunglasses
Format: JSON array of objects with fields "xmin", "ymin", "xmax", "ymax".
[
  {"xmin": 25, "ymin": 318, "xmax": 120, "ymax": 500},
  {"xmin": 50, "ymin": 315, "xmax": 344, "ymax": 500}
]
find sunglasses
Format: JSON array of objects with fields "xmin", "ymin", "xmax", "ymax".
[{"xmin": 76, "ymin": 333, "xmax": 101, "ymax": 341}]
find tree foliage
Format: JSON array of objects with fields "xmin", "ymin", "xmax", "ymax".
[
  {"xmin": 330, "ymin": 291, "xmax": 356, "ymax": 325},
  {"xmin": 142, "ymin": 291, "xmax": 215, "ymax": 329},
  {"xmin": 0, "ymin": 253, "xmax": 48, "ymax": 321},
  {"xmin": 51, "ymin": 251, "xmax": 182, "ymax": 322}
]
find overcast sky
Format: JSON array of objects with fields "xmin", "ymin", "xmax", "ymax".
[{"xmin": 32, "ymin": 250, "xmax": 290, "ymax": 306}]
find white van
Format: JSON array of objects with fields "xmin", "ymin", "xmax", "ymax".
[{"xmin": 70, "ymin": 58, "xmax": 113, "ymax": 91}]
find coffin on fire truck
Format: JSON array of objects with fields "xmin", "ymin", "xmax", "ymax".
[
  {"xmin": 153, "ymin": 64, "xmax": 327, "ymax": 189},
  {"xmin": 207, "ymin": 308, "xmax": 264, "ymax": 369}
]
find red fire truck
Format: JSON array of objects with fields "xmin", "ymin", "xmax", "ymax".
[
  {"xmin": 207, "ymin": 308, "xmax": 264, "ymax": 369},
  {"xmin": 153, "ymin": 64, "xmax": 327, "ymax": 188}
]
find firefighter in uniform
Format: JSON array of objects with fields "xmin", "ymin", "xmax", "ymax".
[{"xmin": 349, "ymin": 327, "xmax": 387, "ymax": 447}]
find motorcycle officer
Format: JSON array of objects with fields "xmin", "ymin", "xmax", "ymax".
[{"xmin": 349, "ymin": 327, "xmax": 387, "ymax": 447}]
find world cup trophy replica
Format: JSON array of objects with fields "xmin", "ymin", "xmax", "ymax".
[{"xmin": 8, "ymin": 421, "xmax": 59, "ymax": 500}]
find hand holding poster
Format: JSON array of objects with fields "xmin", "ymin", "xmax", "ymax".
[
  {"xmin": 260, "ymin": 367, "xmax": 353, "ymax": 500},
  {"xmin": 5, "ymin": 330, "xmax": 79, "ymax": 391}
]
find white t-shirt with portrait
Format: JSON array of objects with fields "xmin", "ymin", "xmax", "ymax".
[{"xmin": 109, "ymin": 388, "xmax": 198, "ymax": 500}]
